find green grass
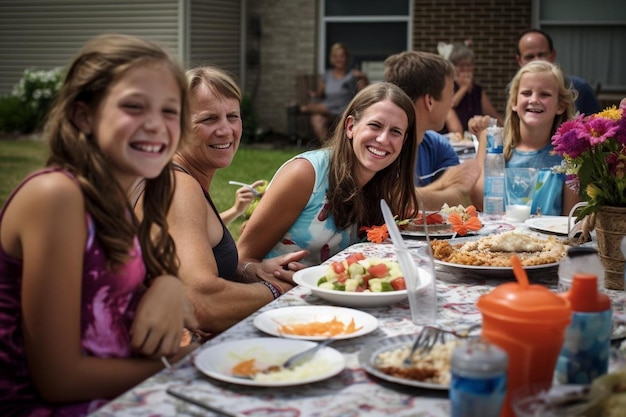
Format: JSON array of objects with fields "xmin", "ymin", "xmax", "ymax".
[
  {"xmin": 0, "ymin": 139, "xmax": 299, "ymax": 241},
  {"xmin": 0, "ymin": 139, "xmax": 48, "ymax": 206}
]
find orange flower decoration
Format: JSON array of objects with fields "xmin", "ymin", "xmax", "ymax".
[
  {"xmin": 447, "ymin": 205, "xmax": 483, "ymax": 236},
  {"xmin": 360, "ymin": 224, "xmax": 389, "ymax": 243}
]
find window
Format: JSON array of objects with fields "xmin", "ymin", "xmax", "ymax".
[
  {"xmin": 320, "ymin": 0, "xmax": 412, "ymax": 82},
  {"xmin": 535, "ymin": 0, "xmax": 626, "ymax": 93}
]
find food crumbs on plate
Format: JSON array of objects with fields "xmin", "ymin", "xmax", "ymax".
[{"xmin": 277, "ymin": 316, "xmax": 363, "ymax": 336}]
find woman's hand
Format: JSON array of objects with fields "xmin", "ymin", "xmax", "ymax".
[
  {"xmin": 131, "ymin": 275, "xmax": 197, "ymax": 359},
  {"xmin": 247, "ymin": 250, "xmax": 309, "ymax": 291}
]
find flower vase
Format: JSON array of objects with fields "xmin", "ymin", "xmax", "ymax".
[{"xmin": 595, "ymin": 206, "xmax": 626, "ymax": 290}]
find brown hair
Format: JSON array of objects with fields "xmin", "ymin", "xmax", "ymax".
[
  {"xmin": 324, "ymin": 82, "xmax": 420, "ymax": 229},
  {"xmin": 384, "ymin": 51, "xmax": 456, "ymax": 102},
  {"xmin": 44, "ymin": 33, "xmax": 190, "ymax": 279}
]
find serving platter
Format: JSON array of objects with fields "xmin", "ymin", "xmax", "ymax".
[{"xmin": 418, "ymin": 234, "xmax": 562, "ymax": 278}]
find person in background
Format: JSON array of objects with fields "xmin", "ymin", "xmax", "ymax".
[
  {"xmin": 0, "ymin": 34, "xmax": 197, "ymax": 416},
  {"xmin": 300, "ymin": 43, "xmax": 369, "ymax": 140},
  {"xmin": 515, "ymin": 28, "xmax": 601, "ymax": 116},
  {"xmin": 383, "ymin": 50, "xmax": 482, "ymax": 209},
  {"xmin": 444, "ymin": 43, "xmax": 503, "ymax": 135},
  {"xmin": 134, "ymin": 66, "xmax": 307, "ymax": 334},
  {"xmin": 220, "ymin": 179, "xmax": 266, "ymax": 225},
  {"xmin": 470, "ymin": 60, "xmax": 580, "ymax": 216},
  {"xmin": 238, "ymin": 82, "xmax": 420, "ymax": 266}
]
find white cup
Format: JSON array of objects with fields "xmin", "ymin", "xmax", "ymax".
[{"xmin": 505, "ymin": 167, "xmax": 539, "ymax": 223}]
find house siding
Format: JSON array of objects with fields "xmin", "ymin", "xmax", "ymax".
[
  {"xmin": 189, "ymin": 0, "xmax": 242, "ymax": 80},
  {"xmin": 0, "ymin": 0, "xmax": 181, "ymax": 95}
]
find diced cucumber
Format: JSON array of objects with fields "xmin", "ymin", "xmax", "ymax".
[
  {"xmin": 368, "ymin": 278, "xmax": 383, "ymax": 292},
  {"xmin": 345, "ymin": 278, "xmax": 359, "ymax": 292},
  {"xmin": 319, "ymin": 282, "xmax": 334, "ymax": 290},
  {"xmin": 317, "ymin": 276, "xmax": 328, "ymax": 286},
  {"xmin": 332, "ymin": 282, "xmax": 346, "ymax": 291},
  {"xmin": 348, "ymin": 263, "xmax": 366, "ymax": 277}
]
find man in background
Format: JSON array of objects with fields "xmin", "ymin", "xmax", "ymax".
[
  {"xmin": 384, "ymin": 51, "xmax": 482, "ymax": 210},
  {"xmin": 516, "ymin": 29, "xmax": 601, "ymax": 115}
]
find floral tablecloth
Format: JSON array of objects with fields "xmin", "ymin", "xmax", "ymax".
[{"xmin": 91, "ymin": 228, "xmax": 625, "ymax": 417}]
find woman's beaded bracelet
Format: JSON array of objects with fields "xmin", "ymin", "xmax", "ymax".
[{"xmin": 258, "ymin": 279, "xmax": 282, "ymax": 299}]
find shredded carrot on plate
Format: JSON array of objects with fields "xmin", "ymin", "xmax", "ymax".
[
  {"xmin": 277, "ymin": 316, "xmax": 363, "ymax": 336},
  {"xmin": 231, "ymin": 358, "xmax": 258, "ymax": 377}
]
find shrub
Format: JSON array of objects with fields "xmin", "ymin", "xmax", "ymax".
[{"xmin": 0, "ymin": 67, "xmax": 64, "ymax": 134}]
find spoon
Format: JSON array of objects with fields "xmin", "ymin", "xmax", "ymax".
[
  {"xmin": 510, "ymin": 254, "xmax": 529, "ymax": 288},
  {"xmin": 228, "ymin": 180, "xmax": 260, "ymax": 197}
]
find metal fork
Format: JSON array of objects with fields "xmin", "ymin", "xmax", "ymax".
[{"xmin": 403, "ymin": 324, "xmax": 481, "ymax": 367}]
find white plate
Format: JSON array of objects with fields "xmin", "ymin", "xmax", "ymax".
[
  {"xmin": 418, "ymin": 236, "xmax": 560, "ymax": 278},
  {"xmin": 194, "ymin": 337, "xmax": 345, "ymax": 387},
  {"xmin": 401, "ymin": 225, "xmax": 457, "ymax": 240},
  {"xmin": 294, "ymin": 264, "xmax": 432, "ymax": 308},
  {"xmin": 525, "ymin": 216, "xmax": 569, "ymax": 236},
  {"xmin": 254, "ymin": 306, "xmax": 378, "ymax": 340},
  {"xmin": 358, "ymin": 334, "xmax": 449, "ymax": 390}
]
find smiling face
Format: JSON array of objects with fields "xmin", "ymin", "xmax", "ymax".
[
  {"xmin": 186, "ymin": 82, "xmax": 242, "ymax": 171},
  {"xmin": 87, "ymin": 63, "xmax": 181, "ymax": 190},
  {"xmin": 511, "ymin": 71, "xmax": 566, "ymax": 128},
  {"xmin": 345, "ymin": 99, "xmax": 408, "ymax": 186}
]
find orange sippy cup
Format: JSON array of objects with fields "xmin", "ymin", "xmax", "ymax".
[{"xmin": 476, "ymin": 277, "xmax": 571, "ymax": 417}]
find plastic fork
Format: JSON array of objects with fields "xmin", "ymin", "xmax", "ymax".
[
  {"xmin": 403, "ymin": 324, "xmax": 481, "ymax": 367},
  {"xmin": 283, "ymin": 339, "xmax": 333, "ymax": 369},
  {"xmin": 228, "ymin": 180, "xmax": 261, "ymax": 197},
  {"xmin": 236, "ymin": 339, "xmax": 333, "ymax": 379}
]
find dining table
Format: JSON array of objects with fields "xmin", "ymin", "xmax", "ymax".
[{"xmin": 90, "ymin": 220, "xmax": 626, "ymax": 417}]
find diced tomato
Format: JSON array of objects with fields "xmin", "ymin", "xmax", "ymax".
[
  {"xmin": 336, "ymin": 272, "xmax": 349, "ymax": 283},
  {"xmin": 390, "ymin": 277, "xmax": 407, "ymax": 291},
  {"xmin": 345, "ymin": 255, "xmax": 360, "ymax": 266},
  {"xmin": 367, "ymin": 263, "xmax": 389, "ymax": 278},
  {"xmin": 354, "ymin": 252, "xmax": 366, "ymax": 260},
  {"xmin": 362, "ymin": 273, "xmax": 372, "ymax": 289},
  {"xmin": 332, "ymin": 261, "xmax": 345, "ymax": 274},
  {"xmin": 355, "ymin": 286, "xmax": 365, "ymax": 292}
]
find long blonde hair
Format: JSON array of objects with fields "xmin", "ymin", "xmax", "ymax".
[
  {"xmin": 325, "ymin": 82, "xmax": 419, "ymax": 229},
  {"xmin": 503, "ymin": 61, "xmax": 576, "ymax": 160},
  {"xmin": 44, "ymin": 34, "xmax": 190, "ymax": 279}
]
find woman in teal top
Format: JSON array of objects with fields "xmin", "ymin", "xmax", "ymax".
[{"xmin": 238, "ymin": 82, "xmax": 420, "ymax": 266}]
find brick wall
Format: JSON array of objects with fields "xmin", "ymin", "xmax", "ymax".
[
  {"xmin": 248, "ymin": 0, "xmax": 532, "ymax": 136},
  {"xmin": 245, "ymin": 0, "xmax": 317, "ymax": 136},
  {"xmin": 412, "ymin": 0, "xmax": 531, "ymax": 115}
]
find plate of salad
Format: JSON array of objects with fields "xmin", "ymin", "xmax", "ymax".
[{"xmin": 294, "ymin": 254, "xmax": 430, "ymax": 308}]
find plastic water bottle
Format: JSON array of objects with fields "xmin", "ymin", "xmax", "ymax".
[
  {"xmin": 556, "ymin": 273, "xmax": 611, "ymax": 384},
  {"xmin": 483, "ymin": 118, "xmax": 505, "ymax": 220},
  {"xmin": 450, "ymin": 338, "xmax": 508, "ymax": 417}
]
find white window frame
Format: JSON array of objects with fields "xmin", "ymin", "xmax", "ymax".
[{"xmin": 318, "ymin": 1, "xmax": 413, "ymax": 82}]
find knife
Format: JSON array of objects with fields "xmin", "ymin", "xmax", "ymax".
[{"xmin": 167, "ymin": 387, "xmax": 247, "ymax": 417}]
